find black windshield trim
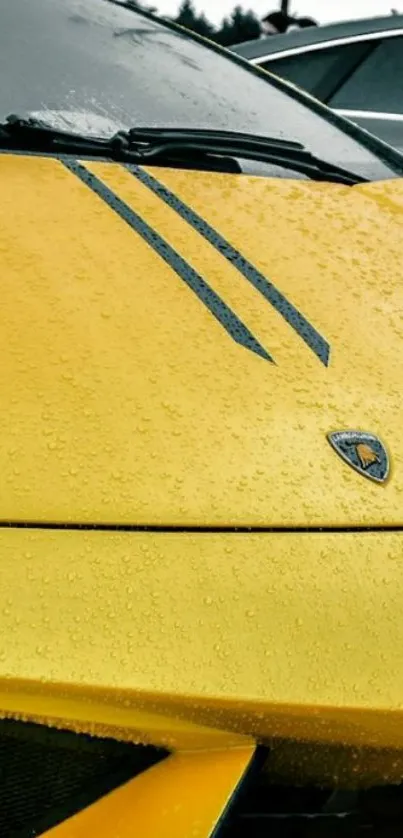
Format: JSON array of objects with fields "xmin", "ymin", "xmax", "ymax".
[
  {"xmin": 106, "ymin": 1, "xmax": 403, "ymax": 177},
  {"xmin": 0, "ymin": 147, "xmax": 114, "ymax": 162}
]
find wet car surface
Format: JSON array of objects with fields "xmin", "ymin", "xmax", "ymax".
[{"xmin": 1, "ymin": 2, "xmax": 403, "ymax": 836}]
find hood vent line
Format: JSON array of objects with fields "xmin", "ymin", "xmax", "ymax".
[{"xmin": 0, "ymin": 521, "xmax": 402, "ymax": 534}]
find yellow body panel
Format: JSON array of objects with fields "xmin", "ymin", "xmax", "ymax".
[
  {"xmin": 0, "ymin": 154, "xmax": 403, "ymax": 527},
  {"xmin": 44, "ymin": 747, "xmax": 254, "ymax": 838},
  {"xmin": 2, "ymin": 152, "xmax": 403, "ymax": 792},
  {"xmin": 1, "ymin": 526, "xmax": 403, "ymax": 782}
]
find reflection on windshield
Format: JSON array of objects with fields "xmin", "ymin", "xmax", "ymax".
[{"xmin": 0, "ymin": 0, "xmax": 397, "ymax": 180}]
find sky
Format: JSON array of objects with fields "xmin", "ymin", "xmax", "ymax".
[{"xmin": 155, "ymin": 0, "xmax": 401, "ymax": 26}]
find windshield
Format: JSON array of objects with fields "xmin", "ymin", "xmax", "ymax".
[{"xmin": 0, "ymin": 0, "xmax": 399, "ymax": 181}]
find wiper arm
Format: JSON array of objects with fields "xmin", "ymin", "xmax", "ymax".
[
  {"xmin": 113, "ymin": 126, "xmax": 367, "ymax": 185},
  {"xmin": 0, "ymin": 116, "xmax": 366, "ymax": 185},
  {"xmin": 0, "ymin": 115, "xmax": 242, "ymax": 174},
  {"xmin": 0, "ymin": 114, "xmax": 112, "ymax": 153}
]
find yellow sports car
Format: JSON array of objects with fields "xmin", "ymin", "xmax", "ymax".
[{"xmin": 2, "ymin": 1, "xmax": 403, "ymax": 835}]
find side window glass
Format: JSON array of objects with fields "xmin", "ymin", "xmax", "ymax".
[
  {"xmin": 260, "ymin": 44, "xmax": 358, "ymax": 94},
  {"xmin": 330, "ymin": 36, "xmax": 403, "ymax": 112}
]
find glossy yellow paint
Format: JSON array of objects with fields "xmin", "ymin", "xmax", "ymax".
[
  {"xmin": 0, "ymin": 680, "xmax": 249, "ymax": 751},
  {"xmin": 0, "ymin": 154, "xmax": 403, "ymax": 527},
  {"xmin": 43, "ymin": 747, "xmax": 254, "ymax": 838},
  {"xmin": 2, "ymin": 152, "xmax": 403, "ymax": 790},
  {"xmin": 1, "ymin": 527, "xmax": 403, "ymax": 771}
]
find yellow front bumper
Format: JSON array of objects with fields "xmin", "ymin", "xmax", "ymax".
[
  {"xmin": 1, "ymin": 526, "xmax": 403, "ymax": 833},
  {"xmin": 1, "ymin": 527, "xmax": 403, "ymax": 752}
]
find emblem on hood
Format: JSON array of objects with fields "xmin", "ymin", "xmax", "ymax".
[{"xmin": 327, "ymin": 431, "xmax": 389, "ymax": 484}]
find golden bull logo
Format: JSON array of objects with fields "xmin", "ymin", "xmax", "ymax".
[{"xmin": 327, "ymin": 431, "xmax": 389, "ymax": 484}]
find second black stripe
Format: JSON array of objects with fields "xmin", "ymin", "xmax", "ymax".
[{"xmin": 129, "ymin": 164, "xmax": 330, "ymax": 367}]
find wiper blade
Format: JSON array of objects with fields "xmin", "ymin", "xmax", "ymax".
[
  {"xmin": 0, "ymin": 115, "xmax": 242, "ymax": 174},
  {"xmin": 0, "ymin": 114, "xmax": 111, "ymax": 153},
  {"xmin": 0, "ymin": 116, "xmax": 365, "ymax": 185},
  {"xmin": 113, "ymin": 126, "xmax": 367, "ymax": 185}
]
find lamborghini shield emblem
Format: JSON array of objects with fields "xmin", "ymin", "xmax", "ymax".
[{"xmin": 327, "ymin": 431, "xmax": 389, "ymax": 484}]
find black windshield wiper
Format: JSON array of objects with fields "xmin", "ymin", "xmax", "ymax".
[
  {"xmin": 0, "ymin": 116, "xmax": 243, "ymax": 174},
  {"xmin": 0, "ymin": 116, "xmax": 366, "ymax": 185},
  {"xmin": 0, "ymin": 115, "xmax": 113, "ymax": 153},
  {"xmin": 112, "ymin": 126, "xmax": 367, "ymax": 185}
]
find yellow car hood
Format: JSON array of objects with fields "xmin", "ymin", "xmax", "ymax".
[{"xmin": 1, "ymin": 153, "xmax": 403, "ymax": 528}]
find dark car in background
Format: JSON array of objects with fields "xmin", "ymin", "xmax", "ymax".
[{"xmin": 231, "ymin": 15, "xmax": 403, "ymax": 152}]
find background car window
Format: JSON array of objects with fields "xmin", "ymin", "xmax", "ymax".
[
  {"xmin": 260, "ymin": 46, "xmax": 348, "ymax": 93},
  {"xmin": 330, "ymin": 36, "xmax": 403, "ymax": 112},
  {"xmin": 260, "ymin": 42, "xmax": 376, "ymax": 102}
]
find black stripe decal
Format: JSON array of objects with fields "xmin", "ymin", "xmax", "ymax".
[
  {"xmin": 129, "ymin": 165, "xmax": 330, "ymax": 366},
  {"xmin": 63, "ymin": 160, "xmax": 272, "ymax": 364}
]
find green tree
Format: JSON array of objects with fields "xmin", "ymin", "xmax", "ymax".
[
  {"xmin": 175, "ymin": 0, "xmax": 198, "ymax": 29},
  {"xmin": 125, "ymin": 0, "xmax": 158, "ymax": 12},
  {"xmin": 195, "ymin": 12, "xmax": 215, "ymax": 39},
  {"xmin": 216, "ymin": 6, "xmax": 261, "ymax": 47},
  {"xmin": 174, "ymin": 0, "xmax": 216, "ymax": 38}
]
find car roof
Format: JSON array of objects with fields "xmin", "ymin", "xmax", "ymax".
[{"xmin": 231, "ymin": 14, "xmax": 403, "ymax": 60}]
